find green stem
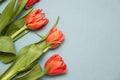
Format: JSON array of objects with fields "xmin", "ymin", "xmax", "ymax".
[
  {"xmin": 11, "ymin": 25, "xmax": 27, "ymax": 39},
  {"xmin": 34, "ymin": 32, "xmax": 45, "ymax": 39},
  {"xmin": 0, "ymin": 55, "xmax": 26, "ymax": 80},
  {"xmin": 53, "ymin": 16, "xmax": 60, "ymax": 27},
  {"xmin": 0, "ymin": 65, "xmax": 18, "ymax": 80},
  {"xmin": 43, "ymin": 46, "xmax": 51, "ymax": 53}
]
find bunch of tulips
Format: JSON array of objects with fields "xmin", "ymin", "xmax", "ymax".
[{"xmin": 0, "ymin": 0, "xmax": 67, "ymax": 80}]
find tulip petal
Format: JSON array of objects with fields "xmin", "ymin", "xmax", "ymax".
[
  {"xmin": 26, "ymin": 9, "xmax": 48, "ymax": 30},
  {"xmin": 44, "ymin": 54, "xmax": 67, "ymax": 75}
]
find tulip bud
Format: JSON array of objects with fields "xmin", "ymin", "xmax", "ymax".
[
  {"xmin": 19, "ymin": 0, "xmax": 40, "ymax": 9},
  {"xmin": 44, "ymin": 54, "xmax": 67, "ymax": 75},
  {"xmin": 26, "ymin": 9, "xmax": 49, "ymax": 30},
  {"xmin": 26, "ymin": 0, "xmax": 40, "ymax": 8},
  {"xmin": 46, "ymin": 27, "xmax": 65, "ymax": 48}
]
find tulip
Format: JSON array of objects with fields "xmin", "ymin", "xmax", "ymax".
[
  {"xmin": 12, "ymin": 54, "xmax": 67, "ymax": 80},
  {"xmin": 44, "ymin": 54, "xmax": 67, "ymax": 75},
  {"xmin": 0, "ymin": 18, "xmax": 65, "ymax": 80},
  {"xmin": 11, "ymin": 9, "xmax": 48, "ymax": 39},
  {"xmin": 19, "ymin": 0, "xmax": 40, "ymax": 9},
  {"xmin": 45, "ymin": 17, "xmax": 64, "ymax": 48},
  {"xmin": 26, "ymin": 9, "xmax": 49, "ymax": 30},
  {"xmin": 46, "ymin": 27, "xmax": 65, "ymax": 48},
  {"xmin": 26, "ymin": 0, "xmax": 40, "ymax": 8}
]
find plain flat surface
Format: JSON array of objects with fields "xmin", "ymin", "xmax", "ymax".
[{"xmin": 1, "ymin": 0, "xmax": 120, "ymax": 80}]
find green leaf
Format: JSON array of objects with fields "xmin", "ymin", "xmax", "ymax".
[
  {"xmin": 14, "ymin": 40, "xmax": 47, "ymax": 67},
  {"xmin": 0, "ymin": 38, "xmax": 49, "ymax": 79},
  {"xmin": 25, "ymin": 44, "xmax": 43, "ymax": 66},
  {"xmin": 0, "ymin": 0, "xmax": 27, "ymax": 33},
  {"xmin": 0, "ymin": 0, "xmax": 16, "ymax": 32},
  {"xmin": 14, "ymin": 45, "xmax": 31, "ymax": 63},
  {"xmin": 12, "ymin": 41, "xmax": 47, "ymax": 72},
  {"xmin": 0, "ymin": 36, "xmax": 16, "ymax": 63},
  {"xmin": 10, "ymin": 0, "xmax": 28, "ymax": 21},
  {"xmin": 2, "ymin": 17, "xmax": 29, "ymax": 41},
  {"xmin": 2, "ymin": 18, "xmax": 26, "ymax": 36},
  {"xmin": 15, "ymin": 62, "xmax": 42, "ymax": 80},
  {"xmin": 0, "ymin": 9, "xmax": 33, "ymax": 63},
  {"xmin": 2, "ymin": 9, "xmax": 33, "ymax": 41}
]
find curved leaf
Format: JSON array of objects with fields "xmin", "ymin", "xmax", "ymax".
[
  {"xmin": 2, "ymin": 9, "xmax": 33, "ymax": 41},
  {"xmin": 15, "ymin": 62, "xmax": 42, "ymax": 80},
  {"xmin": 12, "ymin": 41, "xmax": 47, "ymax": 72},
  {"xmin": 0, "ymin": 0, "xmax": 27, "ymax": 33},
  {"xmin": 0, "ymin": 36, "xmax": 16, "ymax": 63},
  {"xmin": 0, "ymin": 0, "xmax": 16, "ymax": 32}
]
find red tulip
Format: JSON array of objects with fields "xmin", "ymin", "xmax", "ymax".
[
  {"xmin": 46, "ymin": 27, "xmax": 65, "ymax": 48},
  {"xmin": 44, "ymin": 54, "xmax": 67, "ymax": 75},
  {"xmin": 26, "ymin": 0, "xmax": 40, "ymax": 8},
  {"xmin": 19, "ymin": 0, "xmax": 40, "ymax": 8},
  {"xmin": 26, "ymin": 9, "xmax": 49, "ymax": 30}
]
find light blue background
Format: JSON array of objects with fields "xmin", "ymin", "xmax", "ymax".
[{"xmin": 1, "ymin": 0, "xmax": 120, "ymax": 80}]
